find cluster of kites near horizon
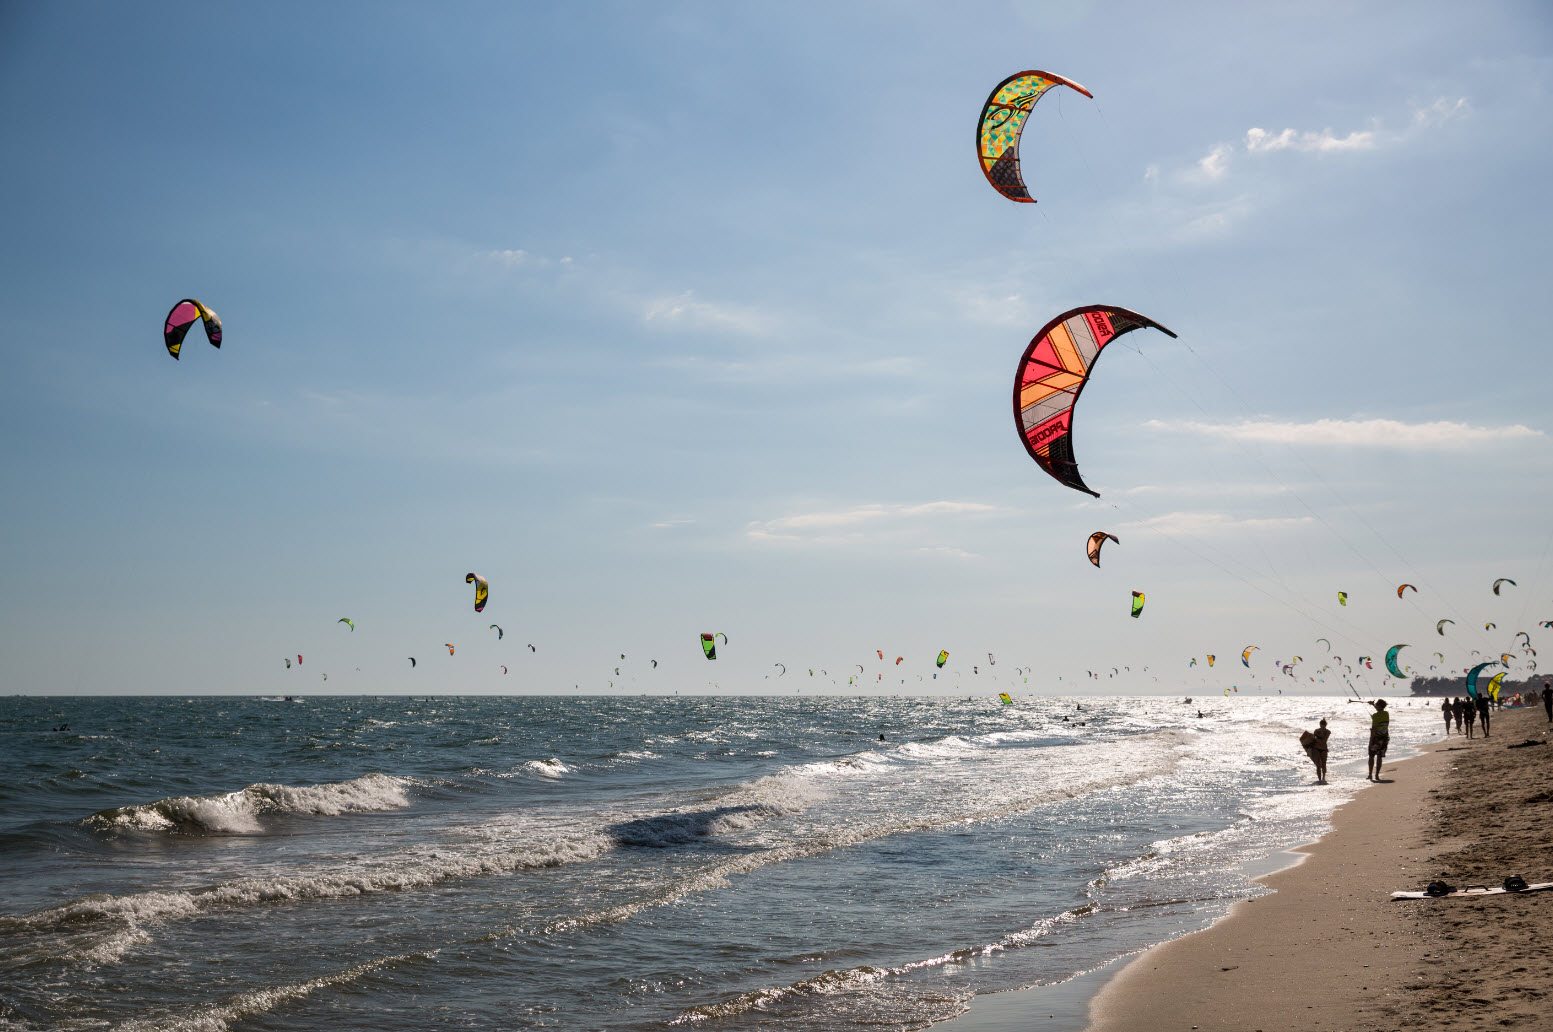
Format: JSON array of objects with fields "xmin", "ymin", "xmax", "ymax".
[{"xmin": 160, "ymin": 69, "xmax": 1547, "ymax": 700}]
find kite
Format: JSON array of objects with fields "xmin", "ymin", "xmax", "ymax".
[
  {"xmin": 1337, "ymin": 591, "xmax": 1348, "ymax": 606},
  {"xmin": 1130, "ymin": 591, "xmax": 1145, "ymax": 618},
  {"xmin": 297, "ymin": 654, "xmax": 303, "ymax": 665},
  {"xmin": 465, "ymin": 572, "xmax": 489, "ymax": 613},
  {"xmin": 988, "ymin": 653, "xmax": 995, "ymax": 665},
  {"xmin": 1385, "ymin": 644, "xmax": 1409, "ymax": 679},
  {"xmin": 490, "ymin": 624, "xmax": 503, "ymax": 640},
  {"xmin": 1014, "ymin": 306, "xmax": 1178, "ymax": 497},
  {"xmin": 1487, "ymin": 671, "xmax": 1506, "ymax": 701},
  {"xmin": 976, "ymin": 70, "xmax": 1093, "ymax": 203},
  {"xmin": 716, "ymin": 633, "xmax": 728, "ymax": 645},
  {"xmin": 1358, "ymin": 656, "xmax": 1372, "ymax": 668},
  {"xmin": 1432, "ymin": 652, "xmax": 1444, "ymax": 662},
  {"xmin": 1465, "ymin": 661, "xmax": 1494, "ymax": 700},
  {"xmin": 1515, "ymin": 631, "xmax": 1531, "ymax": 644},
  {"xmin": 284, "ymin": 657, "xmax": 291, "ymax": 669},
  {"xmin": 1436, "ymin": 619, "xmax": 1453, "ymax": 635},
  {"xmin": 1189, "ymin": 658, "xmax": 1197, "ymax": 667},
  {"xmin": 1241, "ymin": 646, "xmax": 1258, "ymax": 667},
  {"xmin": 936, "ymin": 650, "xmax": 949, "ymax": 668},
  {"xmin": 1317, "ymin": 638, "xmax": 1330, "ymax": 651},
  {"xmin": 700, "ymin": 633, "xmax": 717, "ymax": 660},
  {"xmin": 527, "ymin": 644, "xmax": 536, "ymax": 652},
  {"xmin": 1206, "ymin": 654, "xmax": 1215, "ymax": 667},
  {"xmin": 651, "ymin": 659, "xmax": 658, "ymax": 668},
  {"xmin": 501, "ymin": 665, "xmax": 508, "ymax": 675},
  {"xmin": 1086, "ymin": 531, "xmax": 1118, "ymax": 568},
  {"xmin": 776, "ymin": 663, "xmax": 787, "ymax": 676},
  {"xmin": 877, "ymin": 650, "xmax": 884, "ymax": 660},
  {"xmin": 1492, "ymin": 578, "xmax": 1516, "ymax": 595},
  {"xmin": 336, "ymin": 618, "xmax": 355, "ymax": 633},
  {"xmin": 998, "ymin": 692, "xmax": 1014, "ymax": 705},
  {"xmin": 163, "ymin": 298, "xmax": 223, "ymax": 359},
  {"xmin": 1485, "ymin": 622, "xmax": 1496, "ymax": 630},
  {"xmin": 1541, "ymin": 621, "xmax": 1553, "ymax": 629},
  {"xmin": 895, "ymin": 656, "xmax": 904, "ymax": 665},
  {"xmin": 1500, "ymin": 653, "xmax": 1513, "ymax": 666},
  {"xmin": 408, "ymin": 657, "xmax": 416, "ymax": 667},
  {"xmin": 444, "ymin": 643, "xmax": 455, "ymax": 655},
  {"xmin": 1397, "ymin": 583, "xmax": 1416, "ymax": 598}
]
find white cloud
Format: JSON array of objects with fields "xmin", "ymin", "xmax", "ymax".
[
  {"xmin": 1196, "ymin": 143, "xmax": 1233, "ymax": 180},
  {"xmin": 747, "ymin": 501, "xmax": 998, "ymax": 544},
  {"xmin": 644, "ymin": 290, "xmax": 772, "ymax": 335},
  {"xmin": 1412, "ymin": 96, "xmax": 1470, "ymax": 129},
  {"xmin": 1144, "ymin": 417, "xmax": 1543, "ymax": 449},
  {"xmin": 488, "ymin": 248, "xmax": 548, "ymax": 267},
  {"xmin": 1119, "ymin": 511, "xmax": 1313, "ymax": 536},
  {"xmin": 651, "ymin": 519, "xmax": 695, "ymax": 529},
  {"xmin": 1245, "ymin": 127, "xmax": 1376, "ymax": 153}
]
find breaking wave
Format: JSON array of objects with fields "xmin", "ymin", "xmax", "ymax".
[{"xmin": 84, "ymin": 773, "xmax": 415, "ymax": 835}]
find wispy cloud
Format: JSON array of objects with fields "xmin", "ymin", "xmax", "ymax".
[
  {"xmin": 1245, "ymin": 126, "xmax": 1376, "ymax": 153},
  {"xmin": 747, "ymin": 501, "xmax": 998, "ymax": 546},
  {"xmin": 1195, "ymin": 143, "xmax": 1233, "ymax": 180},
  {"xmin": 487, "ymin": 248, "xmax": 573, "ymax": 268},
  {"xmin": 1412, "ymin": 96, "xmax": 1470, "ymax": 129},
  {"xmin": 1144, "ymin": 417, "xmax": 1543, "ymax": 449},
  {"xmin": 651, "ymin": 519, "xmax": 695, "ymax": 529},
  {"xmin": 644, "ymin": 290, "xmax": 773, "ymax": 336},
  {"xmin": 1120, "ymin": 512, "xmax": 1313, "ymax": 536}
]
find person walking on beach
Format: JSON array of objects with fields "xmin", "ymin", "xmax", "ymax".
[
  {"xmin": 1476, "ymin": 693, "xmax": 1491, "ymax": 738},
  {"xmin": 1364, "ymin": 699, "xmax": 1390, "ymax": 780},
  {"xmin": 1300, "ymin": 719, "xmax": 1330, "ymax": 783},
  {"xmin": 1464, "ymin": 696, "xmax": 1477, "ymax": 739},
  {"xmin": 1452, "ymin": 696, "xmax": 1465, "ymax": 734},
  {"xmin": 1440, "ymin": 697, "xmax": 1452, "ymax": 736},
  {"xmin": 1543, "ymin": 681, "xmax": 1552, "ymax": 722}
]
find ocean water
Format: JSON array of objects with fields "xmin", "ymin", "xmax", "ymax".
[{"xmin": 0, "ymin": 694, "xmax": 1437, "ymax": 1031}]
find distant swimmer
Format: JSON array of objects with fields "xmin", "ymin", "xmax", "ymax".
[
  {"xmin": 878, "ymin": 733, "xmax": 885, "ymax": 741},
  {"xmin": 1197, "ymin": 711, "xmax": 1204, "ymax": 718}
]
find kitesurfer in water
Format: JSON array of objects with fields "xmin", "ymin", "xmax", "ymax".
[{"xmin": 1364, "ymin": 700, "xmax": 1390, "ymax": 780}]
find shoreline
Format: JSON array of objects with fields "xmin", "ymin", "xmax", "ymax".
[{"xmin": 1087, "ymin": 704, "xmax": 1552, "ymax": 1031}]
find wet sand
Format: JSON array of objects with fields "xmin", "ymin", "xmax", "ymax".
[{"xmin": 1087, "ymin": 704, "xmax": 1553, "ymax": 1031}]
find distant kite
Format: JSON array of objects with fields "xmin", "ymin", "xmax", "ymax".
[
  {"xmin": 408, "ymin": 657, "xmax": 416, "ymax": 667},
  {"xmin": 490, "ymin": 624, "xmax": 503, "ymax": 640},
  {"xmin": 465, "ymin": 573, "xmax": 489, "ymax": 612},
  {"xmin": 937, "ymin": 650, "xmax": 949, "ymax": 668},
  {"xmin": 1337, "ymin": 591, "xmax": 1348, "ymax": 606},
  {"xmin": 1206, "ymin": 654, "xmax": 1215, "ymax": 667},
  {"xmin": 701, "ymin": 633, "xmax": 717, "ymax": 660},
  {"xmin": 1493, "ymin": 578, "xmax": 1516, "ymax": 595},
  {"xmin": 1397, "ymin": 584, "xmax": 1416, "ymax": 598},
  {"xmin": 1436, "ymin": 619, "xmax": 1453, "ymax": 635},
  {"xmin": 976, "ymin": 70, "xmax": 1093, "ymax": 203},
  {"xmin": 1130, "ymin": 591, "xmax": 1145, "ymax": 618},
  {"xmin": 1241, "ymin": 646, "xmax": 1258, "ymax": 667},
  {"xmin": 338, "ymin": 618, "xmax": 354, "ymax": 631},
  {"xmin": 163, "ymin": 298, "xmax": 223, "ymax": 359},
  {"xmin": 444, "ymin": 643, "xmax": 455, "ymax": 655},
  {"xmin": 1086, "ymin": 532, "xmax": 1118, "ymax": 568}
]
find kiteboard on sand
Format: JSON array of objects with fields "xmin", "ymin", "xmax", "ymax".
[{"xmin": 1392, "ymin": 881, "xmax": 1553, "ymax": 900}]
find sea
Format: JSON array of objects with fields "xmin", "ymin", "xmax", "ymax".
[{"xmin": 0, "ymin": 694, "xmax": 1438, "ymax": 1031}]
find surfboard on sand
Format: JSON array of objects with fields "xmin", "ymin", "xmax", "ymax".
[{"xmin": 1392, "ymin": 882, "xmax": 1553, "ymax": 900}]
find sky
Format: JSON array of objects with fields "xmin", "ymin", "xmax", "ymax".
[{"xmin": 2, "ymin": 1, "xmax": 1551, "ymax": 696}]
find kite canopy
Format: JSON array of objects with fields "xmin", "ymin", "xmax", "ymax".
[
  {"xmin": 1206, "ymin": 654, "xmax": 1215, "ymax": 667},
  {"xmin": 936, "ymin": 650, "xmax": 949, "ymax": 668},
  {"xmin": 1465, "ymin": 660, "xmax": 1494, "ymax": 700},
  {"xmin": 1493, "ymin": 578, "xmax": 1516, "ymax": 595},
  {"xmin": 1014, "ymin": 306, "xmax": 1177, "ymax": 497},
  {"xmin": 1337, "ymin": 591, "xmax": 1348, "ymax": 606},
  {"xmin": 976, "ymin": 70, "xmax": 1092, "ymax": 203},
  {"xmin": 1129, "ymin": 591, "xmax": 1145, "ymax": 618},
  {"xmin": 1397, "ymin": 583, "xmax": 1417, "ymax": 598},
  {"xmin": 1385, "ymin": 644, "xmax": 1409, "ymax": 679},
  {"xmin": 998, "ymin": 692, "xmax": 1014, "ymax": 705},
  {"xmin": 1086, "ymin": 531, "xmax": 1118, "ymax": 568},
  {"xmin": 163, "ymin": 299, "xmax": 222, "ymax": 359},
  {"xmin": 465, "ymin": 572, "xmax": 489, "ymax": 612},
  {"xmin": 1241, "ymin": 645, "xmax": 1258, "ymax": 667},
  {"xmin": 700, "ymin": 633, "xmax": 717, "ymax": 660},
  {"xmin": 1436, "ymin": 619, "xmax": 1453, "ymax": 635},
  {"xmin": 490, "ymin": 624, "xmax": 503, "ymax": 639},
  {"xmin": 338, "ymin": 617, "xmax": 353, "ymax": 631}
]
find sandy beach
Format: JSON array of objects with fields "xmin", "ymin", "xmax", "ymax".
[{"xmin": 1087, "ymin": 703, "xmax": 1553, "ymax": 1031}]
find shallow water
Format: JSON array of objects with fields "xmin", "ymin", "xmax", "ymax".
[{"xmin": 0, "ymin": 694, "xmax": 1436, "ymax": 1031}]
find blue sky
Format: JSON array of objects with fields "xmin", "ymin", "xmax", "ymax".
[{"xmin": 2, "ymin": 1, "xmax": 1550, "ymax": 696}]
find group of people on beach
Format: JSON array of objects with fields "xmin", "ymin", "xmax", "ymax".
[
  {"xmin": 1300, "ymin": 699, "xmax": 1389, "ymax": 784},
  {"xmin": 1440, "ymin": 694, "xmax": 1493, "ymax": 738}
]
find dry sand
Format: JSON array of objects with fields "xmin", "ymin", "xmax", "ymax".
[{"xmin": 1087, "ymin": 704, "xmax": 1553, "ymax": 1031}]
